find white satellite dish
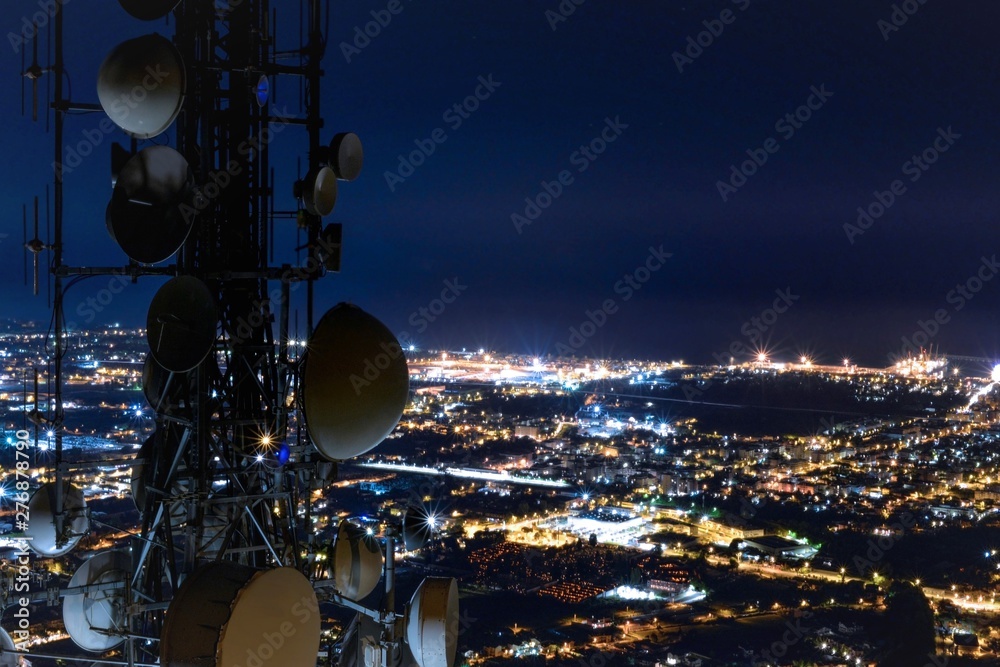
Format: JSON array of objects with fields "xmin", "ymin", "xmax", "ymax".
[
  {"xmin": 63, "ymin": 551, "xmax": 130, "ymax": 651},
  {"xmin": 329, "ymin": 132, "xmax": 364, "ymax": 181},
  {"xmin": 332, "ymin": 520, "xmax": 384, "ymax": 601},
  {"xmin": 24, "ymin": 482, "xmax": 88, "ymax": 557},
  {"xmin": 302, "ymin": 303, "xmax": 409, "ymax": 461},
  {"xmin": 0, "ymin": 627, "xmax": 18, "ymax": 667},
  {"xmin": 302, "ymin": 167, "xmax": 338, "ymax": 217},
  {"xmin": 162, "ymin": 563, "xmax": 320, "ymax": 667},
  {"xmin": 97, "ymin": 34, "xmax": 186, "ymax": 139},
  {"xmin": 406, "ymin": 577, "xmax": 459, "ymax": 667}
]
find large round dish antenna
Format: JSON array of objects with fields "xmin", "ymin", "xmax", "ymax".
[
  {"xmin": 302, "ymin": 167, "xmax": 338, "ymax": 217},
  {"xmin": 402, "ymin": 505, "xmax": 435, "ymax": 552},
  {"xmin": 106, "ymin": 146, "xmax": 196, "ymax": 265},
  {"xmin": 162, "ymin": 562, "xmax": 320, "ymax": 667},
  {"xmin": 63, "ymin": 551, "xmax": 130, "ymax": 651},
  {"xmin": 118, "ymin": 0, "xmax": 181, "ymax": 20},
  {"xmin": 332, "ymin": 520, "xmax": 384, "ymax": 601},
  {"xmin": 24, "ymin": 482, "xmax": 88, "ymax": 557},
  {"xmin": 131, "ymin": 434, "xmax": 155, "ymax": 511},
  {"xmin": 329, "ymin": 132, "xmax": 364, "ymax": 181},
  {"xmin": 131, "ymin": 429, "xmax": 187, "ymax": 524},
  {"xmin": 147, "ymin": 276, "xmax": 218, "ymax": 373},
  {"xmin": 142, "ymin": 353, "xmax": 188, "ymax": 415},
  {"xmin": 302, "ymin": 303, "xmax": 409, "ymax": 461},
  {"xmin": 406, "ymin": 577, "xmax": 459, "ymax": 667},
  {"xmin": 97, "ymin": 34, "xmax": 186, "ymax": 139},
  {"xmin": 0, "ymin": 627, "xmax": 18, "ymax": 667}
]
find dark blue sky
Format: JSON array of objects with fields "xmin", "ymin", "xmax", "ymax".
[{"xmin": 3, "ymin": 0, "xmax": 1000, "ymax": 368}]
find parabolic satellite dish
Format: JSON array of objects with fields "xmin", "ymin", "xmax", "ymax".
[
  {"xmin": 402, "ymin": 505, "xmax": 435, "ymax": 552},
  {"xmin": 329, "ymin": 133, "xmax": 364, "ymax": 181},
  {"xmin": 162, "ymin": 562, "xmax": 320, "ymax": 667},
  {"xmin": 332, "ymin": 520, "xmax": 384, "ymax": 601},
  {"xmin": 403, "ymin": 505, "xmax": 434, "ymax": 551},
  {"xmin": 0, "ymin": 627, "xmax": 18, "ymax": 667},
  {"xmin": 97, "ymin": 34, "xmax": 186, "ymax": 139},
  {"xmin": 24, "ymin": 482, "xmax": 89, "ymax": 557},
  {"xmin": 302, "ymin": 303, "xmax": 409, "ymax": 461},
  {"xmin": 302, "ymin": 166, "xmax": 338, "ymax": 217},
  {"xmin": 406, "ymin": 577, "xmax": 459, "ymax": 667},
  {"xmin": 146, "ymin": 276, "xmax": 218, "ymax": 373},
  {"xmin": 106, "ymin": 146, "xmax": 196, "ymax": 265},
  {"xmin": 142, "ymin": 353, "xmax": 188, "ymax": 415},
  {"xmin": 63, "ymin": 551, "xmax": 130, "ymax": 651}
]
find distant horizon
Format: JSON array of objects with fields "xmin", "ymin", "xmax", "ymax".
[{"xmin": 4, "ymin": 315, "xmax": 997, "ymax": 374}]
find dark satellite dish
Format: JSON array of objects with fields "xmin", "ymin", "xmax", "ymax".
[
  {"xmin": 302, "ymin": 166, "xmax": 338, "ymax": 217},
  {"xmin": 332, "ymin": 520, "xmax": 384, "ymax": 601},
  {"xmin": 406, "ymin": 577, "xmax": 459, "ymax": 667},
  {"xmin": 107, "ymin": 146, "xmax": 196, "ymax": 265},
  {"xmin": 402, "ymin": 505, "xmax": 434, "ymax": 552},
  {"xmin": 63, "ymin": 551, "xmax": 130, "ymax": 651},
  {"xmin": 131, "ymin": 434, "xmax": 154, "ymax": 510},
  {"xmin": 131, "ymin": 428, "xmax": 186, "ymax": 522},
  {"xmin": 161, "ymin": 562, "xmax": 320, "ymax": 667},
  {"xmin": 146, "ymin": 276, "xmax": 218, "ymax": 373},
  {"xmin": 24, "ymin": 482, "xmax": 89, "ymax": 557},
  {"xmin": 110, "ymin": 142, "xmax": 131, "ymax": 189},
  {"xmin": 328, "ymin": 132, "xmax": 364, "ymax": 181},
  {"xmin": 142, "ymin": 353, "xmax": 188, "ymax": 414},
  {"xmin": 302, "ymin": 303, "xmax": 409, "ymax": 461},
  {"xmin": 118, "ymin": 0, "xmax": 181, "ymax": 20},
  {"xmin": 98, "ymin": 34, "xmax": 186, "ymax": 139},
  {"xmin": 0, "ymin": 627, "xmax": 18, "ymax": 667}
]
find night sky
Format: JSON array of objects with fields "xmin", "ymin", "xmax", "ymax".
[{"xmin": 3, "ymin": 0, "xmax": 1000, "ymax": 368}]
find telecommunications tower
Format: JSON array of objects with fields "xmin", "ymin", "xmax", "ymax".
[{"xmin": 3, "ymin": 2, "xmax": 458, "ymax": 667}]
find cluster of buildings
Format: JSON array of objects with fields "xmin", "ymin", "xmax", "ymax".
[{"xmin": 3, "ymin": 326, "xmax": 1000, "ymax": 664}]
